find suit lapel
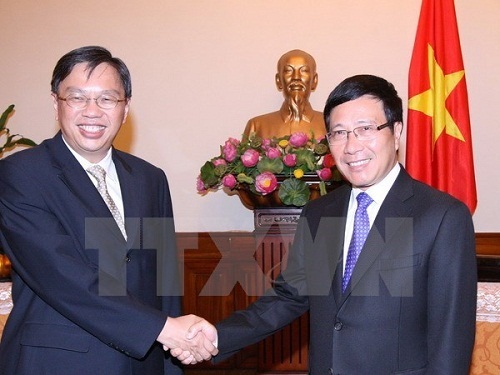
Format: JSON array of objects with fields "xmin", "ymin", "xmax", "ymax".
[
  {"xmin": 345, "ymin": 167, "xmax": 415, "ymax": 296},
  {"xmin": 112, "ymin": 150, "xmax": 141, "ymax": 248},
  {"xmin": 47, "ymin": 133, "xmax": 126, "ymax": 244},
  {"xmin": 318, "ymin": 186, "xmax": 350, "ymax": 307}
]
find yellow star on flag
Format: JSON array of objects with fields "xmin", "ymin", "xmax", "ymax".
[{"xmin": 408, "ymin": 44, "xmax": 465, "ymax": 147}]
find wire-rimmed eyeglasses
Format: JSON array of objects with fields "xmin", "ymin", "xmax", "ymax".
[
  {"xmin": 57, "ymin": 94, "xmax": 127, "ymax": 110},
  {"xmin": 326, "ymin": 122, "xmax": 392, "ymax": 144}
]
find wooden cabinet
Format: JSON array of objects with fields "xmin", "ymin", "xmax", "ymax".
[{"xmin": 177, "ymin": 232, "xmax": 308, "ymax": 373}]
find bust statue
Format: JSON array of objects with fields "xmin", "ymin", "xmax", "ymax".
[{"xmin": 243, "ymin": 49, "xmax": 326, "ymax": 140}]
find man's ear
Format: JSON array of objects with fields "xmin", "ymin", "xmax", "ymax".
[
  {"xmin": 122, "ymin": 98, "xmax": 131, "ymax": 124},
  {"xmin": 51, "ymin": 93, "xmax": 59, "ymax": 121},
  {"xmin": 311, "ymin": 73, "xmax": 318, "ymax": 91},
  {"xmin": 275, "ymin": 73, "xmax": 283, "ymax": 91},
  {"xmin": 394, "ymin": 122, "xmax": 404, "ymax": 150}
]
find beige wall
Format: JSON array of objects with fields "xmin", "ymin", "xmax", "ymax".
[{"xmin": 1, "ymin": 0, "xmax": 498, "ymax": 232}]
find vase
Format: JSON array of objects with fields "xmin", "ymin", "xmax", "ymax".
[
  {"xmin": 0, "ymin": 252, "xmax": 11, "ymax": 281},
  {"xmin": 233, "ymin": 175, "xmax": 345, "ymax": 210}
]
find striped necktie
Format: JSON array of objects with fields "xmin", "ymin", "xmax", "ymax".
[{"xmin": 87, "ymin": 165, "xmax": 127, "ymax": 239}]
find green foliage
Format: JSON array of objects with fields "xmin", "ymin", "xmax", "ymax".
[
  {"xmin": 0, "ymin": 105, "xmax": 37, "ymax": 157},
  {"xmin": 278, "ymin": 178, "xmax": 310, "ymax": 206},
  {"xmin": 257, "ymin": 157, "xmax": 284, "ymax": 174}
]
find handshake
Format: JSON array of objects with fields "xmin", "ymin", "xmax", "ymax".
[{"xmin": 157, "ymin": 314, "xmax": 218, "ymax": 365}]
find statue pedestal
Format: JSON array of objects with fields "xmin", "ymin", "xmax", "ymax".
[
  {"xmin": 254, "ymin": 207, "xmax": 301, "ymax": 234},
  {"xmin": 250, "ymin": 210, "xmax": 308, "ymax": 373}
]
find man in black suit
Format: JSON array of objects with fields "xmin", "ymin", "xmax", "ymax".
[
  {"xmin": 0, "ymin": 46, "xmax": 217, "ymax": 374},
  {"xmin": 178, "ymin": 74, "xmax": 477, "ymax": 374}
]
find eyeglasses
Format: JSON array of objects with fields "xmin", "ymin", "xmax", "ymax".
[
  {"xmin": 57, "ymin": 94, "xmax": 127, "ymax": 110},
  {"xmin": 326, "ymin": 122, "xmax": 392, "ymax": 144}
]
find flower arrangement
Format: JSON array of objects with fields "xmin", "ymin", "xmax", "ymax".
[{"xmin": 197, "ymin": 131, "xmax": 343, "ymax": 207}]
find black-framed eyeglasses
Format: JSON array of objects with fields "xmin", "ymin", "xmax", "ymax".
[
  {"xmin": 57, "ymin": 94, "xmax": 127, "ymax": 110},
  {"xmin": 326, "ymin": 122, "xmax": 393, "ymax": 144}
]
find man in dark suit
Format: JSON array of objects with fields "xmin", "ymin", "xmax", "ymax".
[
  {"xmin": 178, "ymin": 74, "xmax": 477, "ymax": 374},
  {"xmin": 0, "ymin": 46, "xmax": 217, "ymax": 374}
]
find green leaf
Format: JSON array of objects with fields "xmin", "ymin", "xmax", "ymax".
[
  {"xmin": 236, "ymin": 173, "xmax": 254, "ymax": 184},
  {"xmin": 200, "ymin": 161, "xmax": 219, "ymax": 187},
  {"xmin": 257, "ymin": 157, "xmax": 284, "ymax": 174},
  {"xmin": 1, "ymin": 105, "xmax": 37, "ymax": 157},
  {"xmin": 0, "ymin": 105, "xmax": 15, "ymax": 132},
  {"xmin": 295, "ymin": 149, "xmax": 316, "ymax": 171},
  {"xmin": 314, "ymin": 142, "xmax": 329, "ymax": 156},
  {"xmin": 11, "ymin": 137, "xmax": 37, "ymax": 147},
  {"xmin": 278, "ymin": 178, "xmax": 310, "ymax": 206},
  {"xmin": 230, "ymin": 160, "xmax": 246, "ymax": 175},
  {"xmin": 319, "ymin": 180, "xmax": 327, "ymax": 195},
  {"xmin": 332, "ymin": 168, "xmax": 343, "ymax": 182}
]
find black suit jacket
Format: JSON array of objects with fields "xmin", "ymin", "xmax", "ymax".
[
  {"xmin": 215, "ymin": 166, "xmax": 477, "ymax": 375},
  {"xmin": 0, "ymin": 133, "xmax": 182, "ymax": 374}
]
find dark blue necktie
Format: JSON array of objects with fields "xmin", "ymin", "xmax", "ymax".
[{"xmin": 342, "ymin": 192, "xmax": 373, "ymax": 292}]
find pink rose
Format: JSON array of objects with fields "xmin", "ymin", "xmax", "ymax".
[
  {"xmin": 265, "ymin": 147, "xmax": 281, "ymax": 159},
  {"xmin": 196, "ymin": 175, "xmax": 207, "ymax": 193},
  {"xmin": 212, "ymin": 158, "xmax": 227, "ymax": 167},
  {"xmin": 283, "ymin": 153, "xmax": 297, "ymax": 167},
  {"xmin": 322, "ymin": 154, "xmax": 335, "ymax": 168},
  {"xmin": 241, "ymin": 149, "xmax": 260, "ymax": 167},
  {"xmin": 289, "ymin": 132, "xmax": 308, "ymax": 147},
  {"xmin": 255, "ymin": 172, "xmax": 278, "ymax": 195},
  {"xmin": 317, "ymin": 167, "xmax": 333, "ymax": 181},
  {"xmin": 222, "ymin": 140, "xmax": 238, "ymax": 162},
  {"xmin": 222, "ymin": 174, "xmax": 237, "ymax": 189},
  {"xmin": 261, "ymin": 138, "xmax": 272, "ymax": 150}
]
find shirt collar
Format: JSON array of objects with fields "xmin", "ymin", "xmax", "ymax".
[
  {"xmin": 61, "ymin": 137, "xmax": 117, "ymax": 182},
  {"xmin": 351, "ymin": 163, "xmax": 401, "ymax": 205}
]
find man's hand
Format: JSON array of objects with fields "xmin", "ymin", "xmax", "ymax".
[
  {"xmin": 157, "ymin": 314, "xmax": 218, "ymax": 364},
  {"xmin": 169, "ymin": 318, "xmax": 219, "ymax": 364}
]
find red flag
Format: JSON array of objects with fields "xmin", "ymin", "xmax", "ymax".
[{"xmin": 406, "ymin": 0, "xmax": 477, "ymax": 214}]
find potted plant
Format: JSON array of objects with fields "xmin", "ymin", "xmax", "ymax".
[
  {"xmin": 197, "ymin": 131, "xmax": 345, "ymax": 209},
  {"xmin": 0, "ymin": 105, "xmax": 37, "ymax": 157},
  {"xmin": 0, "ymin": 104, "xmax": 37, "ymax": 280}
]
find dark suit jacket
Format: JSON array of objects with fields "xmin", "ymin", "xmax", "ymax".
[
  {"xmin": 215, "ymin": 166, "xmax": 477, "ymax": 375},
  {"xmin": 0, "ymin": 133, "xmax": 183, "ymax": 374}
]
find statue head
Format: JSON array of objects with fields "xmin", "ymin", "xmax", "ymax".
[{"xmin": 275, "ymin": 49, "xmax": 318, "ymax": 108}]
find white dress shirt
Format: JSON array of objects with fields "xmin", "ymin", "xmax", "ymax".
[
  {"xmin": 62, "ymin": 138, "xmax": 125, "ymax": 220},
  {"xmin": 342, "ymin": 163, "xmax": 401, "ymax": 275}
]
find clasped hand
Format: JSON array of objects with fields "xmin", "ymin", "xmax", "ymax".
[{"xmin": 158, "ymin": 314, "xmax": 218, "ymax": 365}]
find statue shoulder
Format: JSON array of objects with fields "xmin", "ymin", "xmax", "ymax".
[
  {"xmin": 244, "ymin": 111, "xmax": 283, "ymax": 138},
  {"xmin": 310, "ymin": 110, "xmax": 325, "ymax": 124},
  {"xmin": 246, "ymin": 111, "xmax": 283, "ymax": 126}
]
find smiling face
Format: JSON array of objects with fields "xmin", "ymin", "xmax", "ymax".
[
  {"xmin": 327, "ymin": 95, "xmax": 402, "ymax": 190},
  {"xmin": 52, "ymin": 62, "xmax": 130, "ymax": 163}
]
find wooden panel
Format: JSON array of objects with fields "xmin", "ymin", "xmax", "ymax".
[
  {"xmin": 177, "ymin": 231, "xmax": 309, "ymax": 373},
  {"xmin": 178, "ymin": 233, "xmax": 235, "ymax": 370},
  {"xmin": 253, "ymin": 233, "xmax": 308, "ymax": 372},
  {"xmin": 177, "ymin": 232, "xmax": 262, "ymax": 370},
  {"xmin": 476, "ymin": 233, "xmax": 500, "ymax": 256}
]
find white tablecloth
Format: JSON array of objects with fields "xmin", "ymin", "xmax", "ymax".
[
  {"xmin": 476, "ymin": 282, "xmax": 500, "ymax": 322},
  {"xmin": 0, "ymin": 282, "xmax": 12, "ymax": 315}
]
